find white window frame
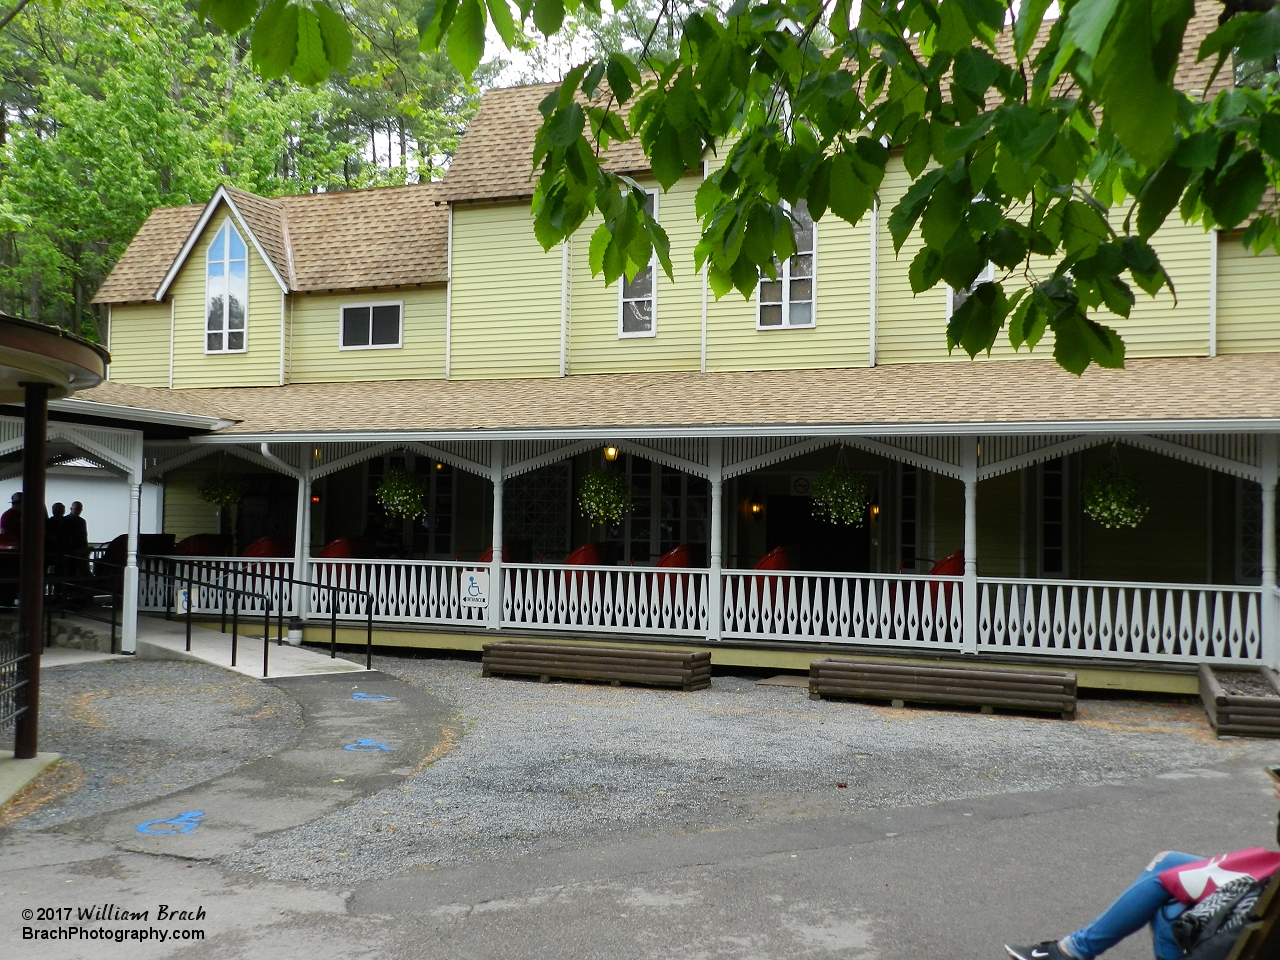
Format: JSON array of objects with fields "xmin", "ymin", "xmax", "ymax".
[
  {"xmin": 338, "ymin": 300, "xmax": 405, "ymax": 351},
  {"xmin": 946, "ymin": 263, "xmax": 997, "ymax": 318},
  {"xmin": 205, "ymin": 217, "xmax": 249, "ymax": 355},
  {"xmin": 755, "ymin": 201, "xmax": 817, "ymax": 331},
  {"xmin": 617, "ymin": 189, "xmax": 659, "ymax": 340}
]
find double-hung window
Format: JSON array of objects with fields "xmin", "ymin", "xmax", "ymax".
[
  {"xmin": 206, "ymin": 221, "xmax": 248, "ymax": 353},
  {"xmin": 758, "ymin": 201, "xmax": 815, "ymax": 329},
  {"xmin": 341, "ymin": 302, "xmax": 403, "ymax": 349},
  {"xmin": 619, "ymin": 191, "xmax": 657, "ymax": 338}
]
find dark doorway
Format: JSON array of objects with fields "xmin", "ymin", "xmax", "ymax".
[
  {"xmin": 235, "ymin": 474, "xmax": 298, "ymax": 554},
  {"xmin": 766, "ymin": 495, "xmax": 871, "ymax": 572}
]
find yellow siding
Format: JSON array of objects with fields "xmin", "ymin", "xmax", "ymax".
[
  {"xmin": 568, "ymin": 176, "xmax": 702, "ymax": 374},
  {"xmin": 162, "ymin": 465, "xmax": 221, "ymax": 541},
  {"xmin": 705, "ymin": 194, "xmax": 872, "ymax": 372},
  {"xmin": 1217, "ymin": 235, "xmax": 1280, "ymax": 354},
  {"xmin": 449, "ymin": 202, "xmax": 561, "ymax": 379},
  {"xmin": 874, "ymin": 159, "xmax": 955, "ymax": 364},
  {"xmin": 170, "ymin": 201, "xmax": 283, "ymax": 389},
  {"xmin": 288, "ymin": 286, "xmax": 447, "ymax": 383},
  {"xmin": 1117, "ymin": 217, "xmax": 1212, "ymax": 358},
  {"xmin": 107, "ymin": 302, "xmax": 170, "ymax": 387}
]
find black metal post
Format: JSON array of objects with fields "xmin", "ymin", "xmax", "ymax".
[
  {"xmin": 185, "ymin": 571, "xmax": 192, "ymax": 652},
  {"xmin": 110, "ymin": 589, "xmax": 118, "ymax": 655},
  {"xmin": 220, "ymin": 564, "xmax": 227, "ymax": 634},
  {"xmin": 366, "ymin": 596, "xmax": 373, "ymax": 670},
  {"xmin": 330, "ymin": 588, "xmax": 337, "ymax": 658},
  {"xmin": 263, "ymin": 601, "xmax": 270, "ymax": 678},
  {"xmin": 14, "ymin": 382, "xmax": 48, "ymax": 760},
  {"xmin": 230, "ymin": 589, "xmax": 239, "ymax": 667}
]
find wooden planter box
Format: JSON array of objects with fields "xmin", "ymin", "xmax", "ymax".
[
  {"xmin": 808, "ymin": 658, "xmax": 1077, "ymax": 719},
  {"xmin": 482, "ymin": 641, "xmax": 712, "ymax": 691},
  {"xmin": 1198, "ymin": 664, "xmax": 1280, "ymax": 738}
]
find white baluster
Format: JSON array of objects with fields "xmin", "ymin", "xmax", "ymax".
[
  {"xmin": 949, "ymin": 582, "xmax": 964, "ymax": 643},
  {"xmin": 1007, "ymin": 587, "xmax": 1021, "ymax": 647},
  {"xmin": 839, "ymin": 580, "xmax": 851, "ymax": 638},
  {"xmin": 1229, "ymin": 593, "xmax": 1245, "ymax": 659},
  {"xmin": 978, "ymin": 583, "xmax": 991, "ymax": 645},
  {"xmin": 1211, "ymin": 591, "xmax": 1227, "ymax": 657},
  {"xmin": 852, "ymin": 580, "xmax": 866, "ymax": 638},
  {"xmin": 786, "ymin": 577, "xmax": 800, "ymax": 636},
  {"xmin": 1244, "ymin": 592, "xmax": 1261, "ymax": 661},
  {"xmin": 908, "ymin": 581, "xmax": 921, "ymax": 643},
  {"xmin": 1083, "ymin": 588, "xmax": 1097, "ymax": 651},
  {"xmin": 1052, "ymin": 587, "xmax": 1066, "ymax": 648},
  {"xmin": 799, "ymin": 578, "xmax": 813, "ymax": 636},
  {"xmin": 990, "ymin": 584, "xmax": 1005, "ymax": 646},
  {"xmin": 826, "ymin": 579, "xmax": 839, "ymax": 636},
  {"xmin": 879, "ymin": 580, "xmax": 893, "ymax": 639},
  {"xmin": 1067, "ymin": 588, "xmax": 1081, "ymax": 650},
  {"xmin": 1193, "ymin": 591, "xmax": 1210, "ymax": 658},
  {"xmin": 1036, "ymin": 587, "xmax": 1052, "ymax": 647}
]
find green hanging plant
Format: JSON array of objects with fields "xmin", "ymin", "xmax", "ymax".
[
  {"xmin": 577, "ymin": 468, "xmax": 631, "ymax": 525},
  {"xmin": 376, "ymin": 468, "xmax": 430, "ymax": 519},
  {"xmin": 198, "ymin": 473, "xmax": 247, "ymax": 509},
  {"xmin": 1083, "ymin": 467, "xmax": 1149, "ymax": 529},
  {"xmin": 811, "ymin": 466, "xmax": 869, "ymax": 527}
]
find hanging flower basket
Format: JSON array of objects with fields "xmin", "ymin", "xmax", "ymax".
[
  {"xmin": 1083, "ymin": 468, "xmax": 1149, "ymax": 529},
  {"xmin": 198, "ymin": 473, "xmax": 246, "ymax": 509},
  {"xmin": 577, "ymin": 468, "xmax": 631, "ymax": 525},
  {"xmin": 810, "ymin": 466, "xmax": 869, "ymax": 527},
  {"xmin": 376, "ymin": 468, "xmax": 430, "ymax": 520}
]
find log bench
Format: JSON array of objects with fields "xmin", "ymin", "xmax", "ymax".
[
  {"xmin": 481, "ymin": 641, "xmax": 712, "ymax": 691},
  {"xmin": 1226, "ymin": 869, "xmax": 1280, "ymax": 960},
  {"xmin": 1198, "ymin": 664, "xmax": 1280, "ymax": 738},
  {"xmin": 808, "ymin": 658, "xmax": 1077, "ymax": 718}
]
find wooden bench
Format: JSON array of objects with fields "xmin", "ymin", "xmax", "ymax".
[
  {"xmin": 808, "ymin": 658, "xmax": 1077, "ymax": 718},
  {"xmin": 1226, "ymin": 869, "xmax": 1280, "ymax": 960},
  {"xmin": 1198, "ymin": 665, "xmax": 1280, "ymax": 738},
  {"xmin": 481, "ymin": 641, "xmax": 712, "ymax": 691}
]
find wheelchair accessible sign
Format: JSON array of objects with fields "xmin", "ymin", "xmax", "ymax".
[{"xmin": 461, "ymin": 571, "xmax": 489, "ymax": 609}]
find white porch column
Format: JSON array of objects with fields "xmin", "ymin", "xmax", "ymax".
[
  {"xmin": 707, "ymin": 438, "xmax": 724, "ymax": 641},
  {"xmin": 961, "ymin": 436, "xmax": 979, "ymax": 654},
  {"xmin": 1261, "ymin": 434, "xmax": 1278, "ymax": 668},
  {"xmin": 293, "ymin": 463, "xmax": 311, "ymax": 620},
  {"xmin": 489, "ymin": 441, "xmax": 505, "ymax": 630},
  {"xmin": 121, "ymin": 478, "xmax": 141, "ymax": 654}
]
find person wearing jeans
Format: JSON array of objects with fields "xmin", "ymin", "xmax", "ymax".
[
  {"xmin": 1005, "ymin": 851, "xmax": 1202, "ymax": 960},
  {"xmin": 1007, "ymin": 782, "xmax": 1280, "ymax": 960}
]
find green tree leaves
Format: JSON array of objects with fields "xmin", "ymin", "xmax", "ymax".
[{"xmin": 250, "ymin": 1, "xmax": 352, "ymax": 82}]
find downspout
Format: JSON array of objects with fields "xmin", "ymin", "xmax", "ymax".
[
  {"xmin": 868, "ymin": 200, "xmax": 879, "ymax": 367},
  {"xmin": 167, "ymin": 299, "xmax": 175, "ymax": 388},
  {"xmin": 1208, "ymin": 227, "xmax": 1219, "ymax": 358},
  {"xmin": 700, "ymin": 159, "xmax": 709, "ymax": 373},
  {"xmin": 445, "ymin": 203, "xmax": 454, "ymax": 380},
  {"xmin": 559, "ymin": 239, "xmax": 569, "ymax": 376}
]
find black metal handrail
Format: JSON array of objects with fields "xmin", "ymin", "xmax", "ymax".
[
  {"xmin": 142, "ymin": 555, "xmax": 375, "ymax": 670},
  {"xmin": 93, "ymin": 557, "xmax": 278, "ymax": 677}
]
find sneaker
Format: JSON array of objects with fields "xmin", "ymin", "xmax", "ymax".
[{"xmin": 1004, "ymin": 943, "xmax": 1072, "ymax": 960}]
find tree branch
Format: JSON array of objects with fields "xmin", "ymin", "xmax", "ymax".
[{"xmin": 0, "ymin": 0, "xmax": 32, "ymax": 35}]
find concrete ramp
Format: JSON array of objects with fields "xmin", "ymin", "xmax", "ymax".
[{"xmin": 135, "ymin": 613, "xmax": 365, "ymax": 679}]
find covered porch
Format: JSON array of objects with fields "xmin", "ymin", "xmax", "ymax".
[{"xmin": 134, "ymin": 426, "xmax": 1279, "ymax": 675}]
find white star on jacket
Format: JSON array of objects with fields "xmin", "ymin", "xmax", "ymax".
[{"xmin": 1173, "ymin": 857, "xmax": 1252, "ymax": 901}]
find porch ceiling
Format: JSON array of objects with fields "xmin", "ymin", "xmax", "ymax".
[{"xmin": 76, "ymin": 354, "xmax": 1280, "ymax": 441}]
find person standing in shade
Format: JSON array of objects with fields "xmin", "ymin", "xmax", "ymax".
[
  {"xmin": 0, "ymin": 491, "xmax": 21, "ymax": 538},
  {"xmin": 46, "ymin": 502, "xmax": 67, "ymax": 574},
  {"xmin": 65, "ymin": 501, "xmax": 89, "ymax": 576}
]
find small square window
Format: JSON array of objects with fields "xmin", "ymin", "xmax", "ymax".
[{"xmin": 341, "ymin": 303, "xmax": 402, "ymax": 349}]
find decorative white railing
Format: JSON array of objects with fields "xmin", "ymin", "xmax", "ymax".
[
  {"xmin": 137, "ymin": 555, "xmax": 1272, "ymax": 666},
  {"xmin": 502, "ymin": 563, "xmax": 711, "ymax": 636},
  {"xmin": 139, "ymin": 556, "xmax": 295, "ymax": 617},
  {"xmin": 309, "ymin": 558, "xmax": 489, "ymax": 625},
  {"xmin": 721, "ymin": 571, "xmax": 965, "ymax": 646},
  {"xmin": 977, "ymin": 578, "xmax": 1264, "ymax": 663}
]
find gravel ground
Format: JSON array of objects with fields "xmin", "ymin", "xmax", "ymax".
[
  {"xmin": 223, "ymin": 651, "xmax": 1245, "ymax": 884},
  {"xmin": 2, "ymin": 659, "xmax": 302, "ymax": 830}
]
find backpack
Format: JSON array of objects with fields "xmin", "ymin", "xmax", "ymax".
[{"xmin": 1171, "ymin": 876, "xmax": 1266, "ymax": 960}]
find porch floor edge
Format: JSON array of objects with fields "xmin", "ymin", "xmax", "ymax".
[{"xmin": 286, "ymin": 621, "xmax": 1203, "ymax": 696}]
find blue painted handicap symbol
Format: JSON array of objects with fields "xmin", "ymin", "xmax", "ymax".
[
  {"xmin": 137, "ymin": 811, "xmax": 205, "ymax": 835},
  {"xmin": 351, "ymin": 692, "xmax": 396, "ymax": 701},
  {"xmin": 343, "ymin": 738, "xmax": 396, "ymax": 752}
]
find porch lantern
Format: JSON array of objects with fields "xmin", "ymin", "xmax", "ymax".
[{"xmin": 602, "ymin": 444, "xmax": 620, "ymax": 462}]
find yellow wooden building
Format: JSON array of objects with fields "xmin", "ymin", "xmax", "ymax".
[{"xmin": 69, "ymin": 16, "xmax": 1280, "ymax": 687}]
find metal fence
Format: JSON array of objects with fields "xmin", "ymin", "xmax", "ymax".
[{"xmin": 0, "ymin": 625, "xmax": 26, "ymax": 733}]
